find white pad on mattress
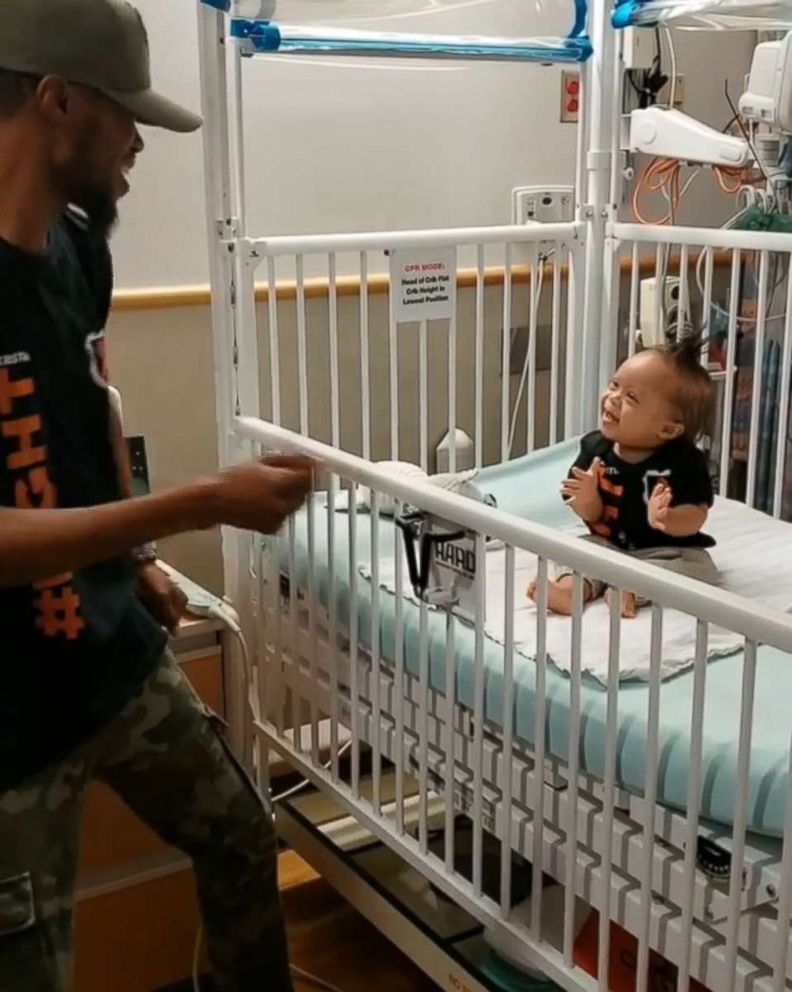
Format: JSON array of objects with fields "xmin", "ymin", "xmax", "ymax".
[{"xmin": 365, "ymin": 497, "xmax": 792, "ymax": 683}]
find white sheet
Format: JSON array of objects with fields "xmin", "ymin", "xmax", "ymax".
[{"xmin": 364, "ymin": 498, "xmax": 792, "ymax": 683}]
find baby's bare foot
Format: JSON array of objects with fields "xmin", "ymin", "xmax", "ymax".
[
  {"xmin": 606, "ymin": 588, "xmax": 637, "ymax": 619},
  {"xmin": 528, "ymin": 579, "xmax": 576, "ymax": 616}
]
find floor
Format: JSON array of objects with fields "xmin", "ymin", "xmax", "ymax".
[
  {"xmin": 281, "ymin": 853, "xmax": 435, "ymax": 992},
  {"xmin": 160, "ymin": 851, "xmax": 434, "ymax": 992}
]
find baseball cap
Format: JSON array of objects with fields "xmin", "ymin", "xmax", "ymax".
[{"xmin": 0, "ymin": 0, "xmax": 202, "ymax": 133}]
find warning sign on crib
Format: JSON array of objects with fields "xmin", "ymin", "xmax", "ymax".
[{"xmin": 389, "ymin": 247, "xmax": 457, "ymax": 323}]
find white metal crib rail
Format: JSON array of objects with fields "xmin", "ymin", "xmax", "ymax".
[
  {"xmin": 235, "ymin": 414, "xmax": 792, "ymax": 992},
  {"xmin": 226, "ymin": 221, "xmax": 586, "ymax": 471}
]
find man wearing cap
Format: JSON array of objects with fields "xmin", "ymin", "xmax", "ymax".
[{"xmin": 0, "ymin": 2, "xmax": 304, "ymax": 989}]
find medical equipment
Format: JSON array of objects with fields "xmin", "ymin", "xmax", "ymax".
[
  {"xmin": 627, "ymin": 28, "xmax": 792, "ymax": 224},
  {"xmin": 629, "ymin": 106, "xmax": 751, "ymax": 166},
  {"xmin": 638, "ymin": 274, "xmax": 686, "ymax": 345},
  {"xmin": 740, "ymin": 33, "xmax": 792, "ymax": 133},
  {"xmin": 196, "ymin": 1, "xmax": 792, "ymax": 989}
]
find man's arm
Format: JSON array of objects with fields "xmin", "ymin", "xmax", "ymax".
[
  {"xmin": 0, "ymin": 485, "xmax": 209, "ymax": 587},
  {"xmin": 0, "ymin": 459, "xmax": 313, "ymax": 589}
]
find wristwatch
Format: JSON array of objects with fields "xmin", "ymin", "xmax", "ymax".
[{"xmin": 132, "ymin": 542, "xmax": 158, "ymax": 565}]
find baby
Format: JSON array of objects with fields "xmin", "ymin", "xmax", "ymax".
[{"xmin": 529, "ymin": 337, "xmax": 717, "ymax": 618}]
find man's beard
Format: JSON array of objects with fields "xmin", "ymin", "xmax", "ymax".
[
  {"xmin": 69, "ymin": 181, "xmax": 119, "ymax": 239},
  {"xmin": 58, "ymin": 141, "xmax": 119, "ymax": 239}
]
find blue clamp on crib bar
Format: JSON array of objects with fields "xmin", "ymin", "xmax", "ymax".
[
  {"xmin": 200, "ymin": 0, "xmax": 231, "ymax": 10},
  {"xmin": 612, "ymin": 1, "xmax": 645, "ymax": 28},
  {"xmin": 231, "ymin": 18, "xmax": 282, "ymax": 51}
]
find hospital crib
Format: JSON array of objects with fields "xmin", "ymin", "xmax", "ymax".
[{"xmin": 196, "ymin": 1, "xmax": 792, "ymax": 989}]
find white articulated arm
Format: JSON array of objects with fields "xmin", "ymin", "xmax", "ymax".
[{"xmin": 630, "ymin": 107, "xmax": 750, "ymax": 167}]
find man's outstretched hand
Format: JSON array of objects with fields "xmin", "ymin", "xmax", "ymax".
[
  {"xmin": 137, "ymin": 454, "xmax": 317, "ymax": 632},
  {"xmin": 208, "ymin": 455, "xmax": 316, "ymax": 534}
]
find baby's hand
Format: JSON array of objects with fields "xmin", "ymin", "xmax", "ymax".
[
  {"xmin": 561, "ymin": 457, "xmax": 603, "ymax": 520},
  {"xmin": 648, "ymin": 481, "xmax": 672, "ymax": 531}
]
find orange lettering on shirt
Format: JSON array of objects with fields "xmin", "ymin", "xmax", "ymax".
[
  {"xmin": 3, "ymin": 416, "xmax": 45, "ymax": 470},
  {"xmin": 0, "ymin": 369, "xmax": 85, "ymax": 641},
  {"xmin": 15, "ymin": 465, "xmax": 57, "ymax": 509},
  {"xmin": 34, "ymin": 586, "xmax": 85, "ymax": 641},
  {"xmin": 0, "ymin": 369, "xmax": 34, "ymax": 416},
  {"xmin": 598, "ymin": 473, "xmax": 624, "ymax": 498}
]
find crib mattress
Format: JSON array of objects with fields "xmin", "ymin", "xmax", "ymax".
[{"xmin": 277, "ymin": 440, "xmax": 792, "ymax": 838}]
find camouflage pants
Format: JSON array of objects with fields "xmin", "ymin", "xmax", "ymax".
[{"xmin": 0, "ymin": 651, "xmax": 292, "ymax": 992}]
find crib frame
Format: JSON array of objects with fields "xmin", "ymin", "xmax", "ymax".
[{"xmin": 196, "ymin": 2, "xmax": 792, "ymax": 990}]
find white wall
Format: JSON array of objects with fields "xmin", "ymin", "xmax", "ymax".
[{"xmin": 112, "ymin": 0, "xmax": 755, "ymax": 289}]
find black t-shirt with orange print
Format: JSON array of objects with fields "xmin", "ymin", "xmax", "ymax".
[
  {"xmin": 0, "ymin": 211, "xmax": 166, "ymax": 790},
  {"xmin": 570, "ymin": 430, "xmax": 715, "ymax": 551}
]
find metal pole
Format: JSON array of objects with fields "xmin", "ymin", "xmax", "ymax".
[
  {"xmin": 580, "ymin": 0, "xmax": 618, "ymax": 428},
  {"xmin": 198, "ymin": 1, "xmax": 249, "ymax": 757}
]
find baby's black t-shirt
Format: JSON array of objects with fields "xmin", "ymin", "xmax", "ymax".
[{"xmin": 570, "ymin": 430, "xmax": 715, "ymax": 551}]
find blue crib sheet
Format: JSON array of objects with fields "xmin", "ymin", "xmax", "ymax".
[{"xmin": 277, "ymin": 440, "xmax": 791, "ymax": 838}]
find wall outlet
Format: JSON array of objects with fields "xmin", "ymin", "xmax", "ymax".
[
  {"xmin": 658, "ymin": 73, "xmax": 685, "ymax": 108},
  {"xmin": 561, "ymin": 70, "xmax": 580, "ymax": 123},
  {"xmin": 512, "ymin": 186, "xmax": 575, "ymax": 225}
]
